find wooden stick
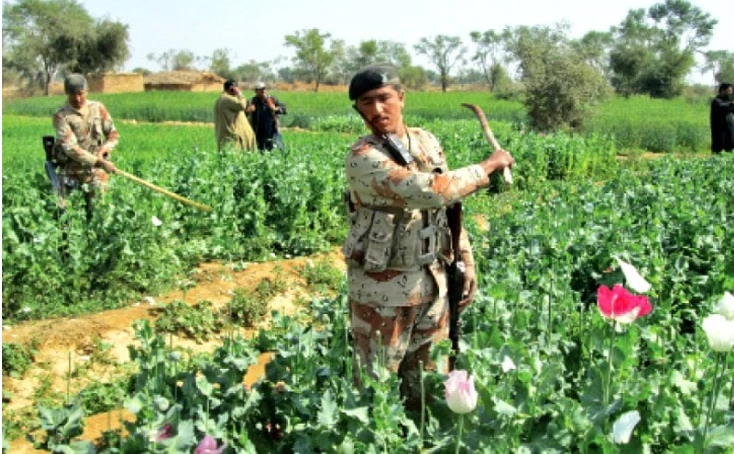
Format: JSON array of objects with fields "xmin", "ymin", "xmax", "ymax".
[
  {"xmin": 461, "ymin": 103, "xmax": 513, "ymax": 185},
  {"xmin": 117, "ymin": 170, "xmax": 212, "ymax": 212}
]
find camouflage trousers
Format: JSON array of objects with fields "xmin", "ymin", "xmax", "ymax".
[
  {"xmin": 58, "ymin": 169, "xmax": 109, "ymax": 218},
  {"xmin": 350, "ymin": 296, "xmax": 449, "ymax": 409}
]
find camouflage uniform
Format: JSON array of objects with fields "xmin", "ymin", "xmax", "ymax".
[
  {"xmin": 343, "ymin": 127, "xmax": 489, "ymax": 406},
  {"xmin": 214, "ymin": 92, "xmax": 256, "ymax": 151},
  {"xmin": 52, "ymin": 100, "xmax": 119, "ymax": 208}
]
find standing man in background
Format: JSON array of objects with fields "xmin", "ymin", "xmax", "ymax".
[
  {"xmin": 246, "ymin": 82, "xmax": 286, "ymax": 151},
  {"xmin": 214, "ymin": 79, "xmax": 256, "ymax": 152},
  {"xmin": 53, "ymin": 73, "xmax": 119, "ymax": 219},
  {"xmin": 710, "ymin": 82, "xmax": 734, "ymax": 154}
]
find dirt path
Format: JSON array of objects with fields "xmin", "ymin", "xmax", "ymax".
[{"xmin": 3, "ymin": 249, "xmax": 345, "ymax": 452}]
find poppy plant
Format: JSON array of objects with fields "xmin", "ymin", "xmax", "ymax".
[
  {"xmin": 615, "ymin": 257, "xmax": 651, "ymax": 294},
  {"xmin": 597, "ymin": 284, "xmax": 652, "ymax": 324},
  {"xmin": 195, "ymin": 435, "xmax": 225, "ymax": 454},
  {"xmin": 715, "ymin": 291, "xmax": 734, "ymax": 321},
  {"xmin": 445, "ymin": 370, "xmax": 478, "ymax": 414},
  {"xmin": 445, "ymin": 370, "xmax": 478, "ymax": 454},
  {"xmin": 597, "ymin": 284, "xmax": 652, "ymax": 408}
]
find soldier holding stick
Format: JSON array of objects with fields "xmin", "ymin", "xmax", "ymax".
[{"xmin": 342, "ymin": 64, "xmax": 514, "ymax": 410}]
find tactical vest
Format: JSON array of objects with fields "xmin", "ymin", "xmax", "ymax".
[
  {"xmin": 53, "ymin": 102, "xmax": 106, "ymax": 166},
  {"xmin": 342, "ymin": 130, "xmax": 453, "ymax": 272}
]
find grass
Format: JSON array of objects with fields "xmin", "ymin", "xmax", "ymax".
[{"xmin": 3, "ymin": 90, "xmax": 712, "ymax": 153}]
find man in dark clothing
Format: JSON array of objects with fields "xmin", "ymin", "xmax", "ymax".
[
  {"xmin": 246, "ymin": 82, "xmax": 286, "ymax": 151},
  {"xmin": 710, "ymin": 83, "xmax": 734, "ymax": 153}
]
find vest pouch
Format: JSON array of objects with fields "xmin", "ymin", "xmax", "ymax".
[
  {"xmin": 363, "ymin": 211, "xmax": 396, "ymax": 272},
  {"xmin": 342, "ymin": 206, "xmax": 374, "ymax": 261},
  {"xmin": 389, "ymin": 211, "xmax": 421, "ymax": 269}
]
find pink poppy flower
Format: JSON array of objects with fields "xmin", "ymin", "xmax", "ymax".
[
  {"xmin": 444, "ymin": 370, "xmax": 478, "ymax": 414},
  {"xmin": 195, "ymin": 435, "xmax": 225, "ymax": 454},
  {"xmin": 156, "ymin": 423, "xmax": 172, "ymax": 441},
  {"xmin": 597, "ymin": 284, "xmax": 652, "ymax": 324}
]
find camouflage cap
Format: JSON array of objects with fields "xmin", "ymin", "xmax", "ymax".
[
  {"xmin": 349, "ymin": 64, "xmax": 400, "ymax": 101},
  {"xmin": 64, "ymin": 74, "xmax": 87, "ymax": 94}
]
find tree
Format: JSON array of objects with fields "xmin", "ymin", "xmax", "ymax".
[
  {"xmin": 469, "ymin": 30, "xmax": 506, "ymax": 90},
  {"xmin": 68, "ymin": 19, "xmax": 129, "ymax": 74},
  {"xmin": 377, "ymin": 41, "xmax": 412, "ymax": 69},
  {"xmin": 210, "ymin": 48, "xmax": 234, "ymax": 79},
  {"xmin": 3, "ymin": 0, "xmax": 94, "ymax": 95},
  {"xmin": 147, "ymin": 49, "xmax": 201, "ymax": 71},
  {"xmin": 284, "ymin": 28, "xmax": 337, "ymax": 92},
  {"xmin": 571, "ymin": 31, "xmax": 613, "ymax": 77},
  {"xmin": 504, "ymin": 24, "xmax": 609, "ymax": 131},
  {"xmin": 399, "ymin": 66, "xmax": 428, "ymax": 90},
  {"xmin": 701, "ymin": 50, "xmax": 734, "ymax": 88},
  {"xmin": 609, "ymin": 0, "xmax": 716, "ymax": 98},
  {"xmin": 233, "ymin": 60, "xmax": 275, "ymax": 85},
  {"xmin": 414, "ymin": 35, "xmax": 466, "ymax": 92},
  {"xmin": 330, "ymin": 39, "xmax": 413, "ymax": 86}
]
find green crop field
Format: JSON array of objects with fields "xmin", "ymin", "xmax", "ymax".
[
  {"xmin": 2, "ymin": 90, "xmax": 733, "ymax": 453},
  {"xmin": 3, "ymin": 90, "xmax": 712, "ymax": 152}
]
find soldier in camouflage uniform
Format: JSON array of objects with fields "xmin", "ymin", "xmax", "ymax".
[
  {"xmin": 343, "ymin": 64, "xmax": 514, "ymax": 409},
  {"xmin": 53, "ymin": 74, "xmax": 119, "ymax": 218}
]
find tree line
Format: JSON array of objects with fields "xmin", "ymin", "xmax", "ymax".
[{"xmin": 3, "ymin": 0, "xmax": 733, "ymax": 131}]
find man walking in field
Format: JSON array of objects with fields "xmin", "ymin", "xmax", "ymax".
[
  {"xmin": 710, "ymin": 82, "xmax": 734, "ymax": 154},
  {"xmin": 342, "ymin": 64, "xmax": 514, "ymax": 409},
  {"xmin": 53, "ymin": 73, "xmax": 119, "ymax": 219},
  {"xmin": 245, "ymin": 82, "xmax": 286, "ymax": 151},
  {"xmin": 214, "ymin": 79, "xmax": 256, "ymax": 152}
]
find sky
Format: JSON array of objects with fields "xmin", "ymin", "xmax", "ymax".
[{"xmin": 78, "ymin": 0, "xmax": 733, "ymax": 85}]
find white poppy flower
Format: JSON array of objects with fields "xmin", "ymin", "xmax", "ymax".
[
  {"xmin": 501, "ymin": 355, "xmax": 516, "ymax": 373},
  {"xmin": 715, "ymin": 291, "xmax": 734, "ymax": 321},
  {"xmin": 613, "ymin": 410, "xmax": 641, "ymax": 444},
  {"xmin": 701, "ymin": 314, "xmax": 734, "ymax": 352},
  {"xmin": 151, "ymin": 216, "xmax": 163, "ymax": 227},
  {"xmin": 615, "ymin": 257, "xmax": 651, "ymax": 294},
  {"xmin": 444, "ymin": 370, "xmax": 478, "ymax": 414}
]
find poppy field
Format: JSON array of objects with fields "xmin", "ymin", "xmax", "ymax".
[{"xmin": 2, "ymin": 91, "xmax": 733, "ymax": 453}]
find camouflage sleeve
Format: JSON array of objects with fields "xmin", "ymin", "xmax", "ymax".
[
  {"xmin": 52, "ymin": 111, "xmax": 98, "ymax": 167},
  {"xmin": 346, "ymin": 141, "xmax": 489, "ymax": 210},
  {"xmin": 99, "ymin": 103, "xmax": 119, "ymax": 153}
]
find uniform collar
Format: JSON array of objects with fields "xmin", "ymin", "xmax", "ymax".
[{"xmin": 64, "ymin": 101, "xmax": 88, "ymax": 116}]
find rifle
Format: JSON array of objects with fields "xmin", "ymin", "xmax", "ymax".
[
  {"xmin": 446, "ymin": 202, "xmax": 465, "ymax": 371},
  {"xmin": 42, "ymin": 136, "xmax": 62, "ymax": 195}
]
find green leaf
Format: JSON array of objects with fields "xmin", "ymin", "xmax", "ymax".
[
  {"xmin": 341, "ymin": 406, "xmax": 369, "ymax": 424},
  {"xmin": 317, "ymin": 389, "xmax": 338, "ymax": 429},
  {"xmin": 493, "ymin": 397, "xmax": 517, "ymax": 416},
  {"xmin": 705, "ymin": 425, "xmax": 734, "ymax": 448},
  {"xmin": 670, "ymin": 370, "xmax": 697, "ymax": 395},
  {"xmin": 66, "ymin": 440, "xmax": 97, "ymax": 454}
]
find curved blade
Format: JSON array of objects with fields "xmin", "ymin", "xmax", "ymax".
[{"xmin": 461, "ymin": 103, "xmax": 513, "ymax": 185}]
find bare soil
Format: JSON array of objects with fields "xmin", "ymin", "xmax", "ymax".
[{"xmin": 2, "ymin": 249, "xmax": 345, "ymax": 453}]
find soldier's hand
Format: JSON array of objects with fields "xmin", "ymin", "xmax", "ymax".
[
  {"xmin": 458, "ymin": 264, "xmax": 477, "ymax": 313},
  {"xmin": 480, "ymin": 149, "xmax": 514, "ymax": 176},
  {"xmin": 489, "ymin": 149, "xmax": 514, "ymax": 169},
  {"xmin": 97, "ymin": 159, "xmax": 118, "ymax": 175}
]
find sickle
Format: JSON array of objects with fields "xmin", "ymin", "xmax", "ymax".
[{"xmin": 461, "ymin": 103, "xmax": 513, "ymax": 185}]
